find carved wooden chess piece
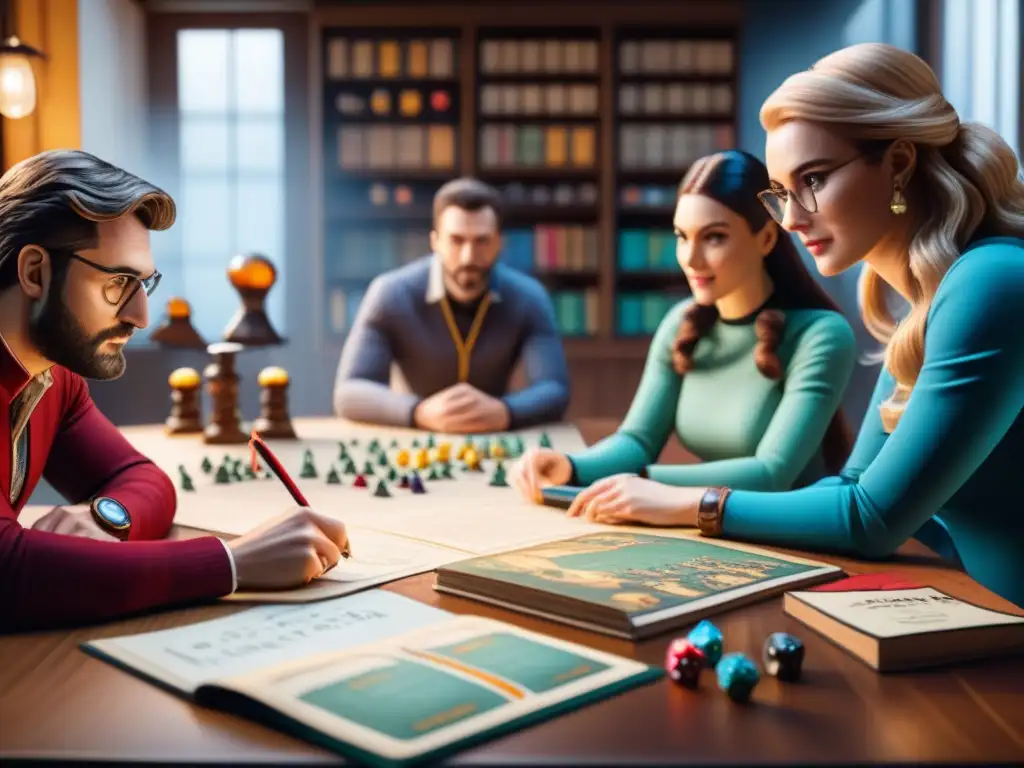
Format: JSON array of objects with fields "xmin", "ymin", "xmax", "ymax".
[
  {"xmin": 222, "ymin": 253, "xmax": 284, "ymax": 347},
  {"xmin": 202, "ymin": 342, "xmax": 247, "ymax": 444},
  {"xmin": 252, "ymin": 366, "xmax": 297, "ymax": 439},
  {"xmin": 150, "ymin": 297, "xmax": 207, "ymax": 349},
  {"xmin": 165, "ymin": 367, "xmax": 203, "ymax": 434}
]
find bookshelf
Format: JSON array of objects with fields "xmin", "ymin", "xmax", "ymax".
[
  {"xmin": 316, "ymin": 14, "xmax": 739, "ymax": 361},
  {"xmin": 321, "ymin": 28, "xmax": 462, "ymax": 342}
]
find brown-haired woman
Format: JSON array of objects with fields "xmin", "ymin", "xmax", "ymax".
[{"xmin": 510, "ymin": 149, "xmax": 857, "ymax": 502}]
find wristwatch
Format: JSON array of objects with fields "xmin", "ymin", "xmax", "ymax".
[
  {"xmin": 697, "ymin": 487, "xmax": 730, "ymax": 537},
  {"xmin": 90, "ymin": 496, "xmax": 132, "ymax": 540}
]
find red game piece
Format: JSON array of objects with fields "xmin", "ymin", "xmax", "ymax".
[
  {"xmin": 398, "ymin": 474, "xmax": 410, "ymax": 488},
  {"xmin": 665, "ymin": 637, "xmax": 706, "ymax": 688},
  {"xmin": 353, "ymin": 474, "xmax": 367, "ymax": 488}
]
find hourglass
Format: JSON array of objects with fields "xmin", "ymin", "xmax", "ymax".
[{"xmin": 222, "ymin": 253, "xmax": 285, "ymax": 347}]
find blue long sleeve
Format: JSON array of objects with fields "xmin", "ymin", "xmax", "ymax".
[{"xmin": 720, "ymin": 238, "xmax": 1024, "ymax": 607}]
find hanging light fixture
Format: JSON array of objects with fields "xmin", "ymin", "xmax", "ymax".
[{"xmin": 0, "ymin": 0, "xmax": 45, "ymax": 120}]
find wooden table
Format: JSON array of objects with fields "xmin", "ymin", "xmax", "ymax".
[{"xmin": 2, "ymin": 419, "xmax": 1023, "ymax": 765}]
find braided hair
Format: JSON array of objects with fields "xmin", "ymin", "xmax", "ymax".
[{"xmin": 671, "ymin": 150, "xmax": 854, "ymax": 474}]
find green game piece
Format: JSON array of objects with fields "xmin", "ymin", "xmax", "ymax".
[
  {"xmin": 489, "ymin": 461, "xmax": 509, "ymax": 487},
  {"xmin": 231, "ymin": 460, "xmax": 243, "ymax": 482},
  {"xmin": 200, "ymin": 457, "xmax": 213, "ymax": 474},
  {"xmin": 337, "ymin": 443, "xmax": 348, "ymax": 461},
  {"xmin": 326, "ymin": 466, "xmax": 341, "ymax": 485},
  {"xmin": 426, "ymin": 433, "xmax": 436, "ymax": 448},
  {"xmin": 441, "ymin": 463, "xmax": 454, "ymax": 479},
  {"xmin": 538, "ymin": 432, "xmax": 552, "ymax": 448},
  {"xmin": 389, "ymin": 439, "xmax": 399, "ymax": 448},
  {"xmin": 243, "ymin": 464, "xmax": 258, "ymax": 480},
  {"xmin": 411, "ymin": 438, "xmax": 420, "ymax": 448},
  {"xmin": 387, "ymin": 466, "xmax": 398, "ymax": 482},
  {"xmin": 426, "ymin": 466, "xmax": 440, "ymax": 481},
  {"xmin": 373, "ymin": 479, "xmax": 391, "ymax": 497},
  {"xmin": 300, "ymin": 450, "xmax": 317, "ymax": 479},
  {"xmin": 214, "ymin": 465, "xmax": 231, "ymax": 484},
  {"xmin": 178, "ymin": 465, "xmax": 195, "ymax": 491},
  {"xmin": 377, "ymin": 452, "xmax": 389, "ymax": 467},
  {"xmin": 343, "ymin": 458, "xmax": 357, "ymax": 474},
  {"xmin": 362, "ymin": 461, "xmax": 375, "ymax": 476}
]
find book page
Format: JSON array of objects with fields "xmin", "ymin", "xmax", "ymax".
[
  {"xmin": 81, "ymin": 591, "xmax": 450, "ymax": 695},
  {"xmin": 220, "ymin": 615, "xmax": 658, "ymax": 763},
  {"xmin": 790, "ymin": 587, "xmax": 1024, "ymax": 638}
]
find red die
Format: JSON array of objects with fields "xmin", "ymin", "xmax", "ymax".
[{"xmin": 665, "ymin": 638, "xmax": 706, "ymax": 688}]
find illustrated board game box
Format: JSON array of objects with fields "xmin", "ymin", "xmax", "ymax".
[
  {"xmin": 435, "ymin": 532, "xmax": 843, "ymax": 640},
  {"xmin": 784, "ymin": 572, "xmax": 1024, "ymax": 671},
  {"xmin": 81, "ymin": 590, "xmax": 661, "ymax": 767}
]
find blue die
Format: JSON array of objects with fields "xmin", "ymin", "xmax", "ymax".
[
  {"xmin": 686, "ymin": 620, "xmax": 723, "ymax": 666},
  {"xmin": 716, "ymin": 652, "xmax": 760, "ymax": 702}
]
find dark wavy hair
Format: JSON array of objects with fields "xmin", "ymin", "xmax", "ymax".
[{"xmin": 672, "ymin": 149, "xmax": 853, "ymax": 474}]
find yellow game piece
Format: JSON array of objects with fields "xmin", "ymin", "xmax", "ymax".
[
  {"xmin": 415, "ymin": 449, "xmax": 429, "ymax": 469},
  {"xmin": 456, "ymin": 443, "xmax": 468, "ymax": 461},
  {"xmin": 437, "ymin": 442, "xmax": 451, "ymax": 462},
  {"xmin": 168, "ymin": 367, "xmax": 200, "ymax": 389},
  {"xmin": 257, "ymin": 366, "xmax": 289, "ymax": 387},
  {"xmin": 464, "ymin": 447, "xmax": 479, "ymax": 469},
  {"xmin": 395, "ymin": 449, "xmax": 410, "ymax": 467},
  {"xmin": 489, "ymin": 440, "xmax": 505, "ymax": 459}
]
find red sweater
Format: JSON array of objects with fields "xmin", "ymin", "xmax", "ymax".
[{"xmin": 1, "ymin": 338, "xmax": 233, "ymax": 633}]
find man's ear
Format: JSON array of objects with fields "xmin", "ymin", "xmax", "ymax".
[
  {"xmin": 17, "ymin": 246, "xmax": 49, "ymax": 300},
  {"xmin": 757, "ymin": 221, "xmax": 778, "ymax": 258}
]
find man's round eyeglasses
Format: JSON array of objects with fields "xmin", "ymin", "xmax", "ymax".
[{"xmin": 61, "ymin": 251, "xmax": 162, "ymax": 308}]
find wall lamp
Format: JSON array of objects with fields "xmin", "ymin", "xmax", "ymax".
[{"xmin": 0, "ymin": 0, "xmax": 46, "ymax": 119}]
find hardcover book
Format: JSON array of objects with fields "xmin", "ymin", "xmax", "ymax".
[
  {"xmin": 434, "ymin": 532, "xmax": 843, "ymax": 640},
  {"xmin": 81, "ymin": 590, "xmax": 660, "ymax": 767},
  {"xmin": 784, "ymin": 572, "xmax": 1024, "ymax": 671}
]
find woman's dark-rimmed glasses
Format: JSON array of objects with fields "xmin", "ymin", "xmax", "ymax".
[{"xmin": 757, "ymin": 154, "xmax": 863, "ymax": 224}]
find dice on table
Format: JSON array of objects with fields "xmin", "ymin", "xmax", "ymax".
[
  {"xmin": 715, "ymin": 652, "xmax": 760, "ymax": 703},
  {"xmin": 685, "ymin": 619, "xmax": 724, "ymax": 667},
  {"xmin": 762, "ymin": 631, "xmax": 804, "ymax": 682},
  {"xmin": 665, "ymin": 637, "xmax": 706, "ymax": 689}
]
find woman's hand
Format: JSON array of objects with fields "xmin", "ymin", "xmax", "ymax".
[
  {"xmin": 508, "ymin": 448, "xmax": 573, "ymax": 503},
  {"xmin": 566, "ymin": 474, "xmax": 705, "ymax": 527}
]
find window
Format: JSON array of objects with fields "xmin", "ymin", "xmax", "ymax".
[
  {"xmin": 941, "ymin": 0, "xmax": 1020, "ymax": 159},
  {"xmin": 146, "ymin": 28, "xmax": 287, "ymax": 344}
]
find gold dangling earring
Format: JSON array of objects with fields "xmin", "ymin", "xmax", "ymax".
[{"xmin": 890, "ymin": 185, "xmax": 907, "ymax": 215}]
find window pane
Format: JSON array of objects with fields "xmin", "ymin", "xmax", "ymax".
[
  {"xmin": 234, "ymin": 178, "xmax": 284, "ymax": 258},
  {"xmin": 180, "ymin": 116, "xmax": 231, "ymax": 172},
  {"xmin": 182, "ymin": 262, "xmax": 238, "ymax": 343},
  {"xmin": 178, "ymin": 29, "xmax": 230, "ymax": 113},
  {"xmin": 232, "ymin": 29, "xmax": 284, "ymax": 114},
  {"xmin": 180, "ymin": 176, "xmax": 233, "ymax": 257},
  {"xmin": 234, "ymin": 117, "xmax": 284, "ymax": 172}
]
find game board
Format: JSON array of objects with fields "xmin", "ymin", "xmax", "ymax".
[{"xmin": 118, "ymin": 418, "xmax": 600, "ymax": 602}]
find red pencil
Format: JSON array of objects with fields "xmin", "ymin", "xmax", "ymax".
[{"xmin": 248, "ymin": 431, "xmax": 350, "ymax": 558}]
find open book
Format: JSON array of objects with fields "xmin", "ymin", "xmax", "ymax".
[
  {"xmin": 784, "ymin": 572, "xmax": 1024, "ymax": 671},
  {"xmin": 81, "ymin": 590, "xmax": 660, "ymax": 767}
]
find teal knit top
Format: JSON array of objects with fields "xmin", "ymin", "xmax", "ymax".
[
  {"xmin": 720, "ymin": 237, "xmax": 1024, "ymax": 608},
  {"xmin": 567, "ymin": 299, "xmax": 857, "ymax": 490}
]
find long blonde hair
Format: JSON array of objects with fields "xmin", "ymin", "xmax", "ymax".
[{"xmin": 760, "ymin": 43, "xmax": 1024, "ymax": 426}]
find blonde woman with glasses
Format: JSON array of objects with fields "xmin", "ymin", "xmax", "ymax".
[{"xmin": 560, "ymin": 43, "xmax": 1024, "ymax": 608}]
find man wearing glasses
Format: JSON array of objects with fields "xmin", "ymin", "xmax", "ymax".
[{"xmin": 0, "ymin": 149, "xmax": 349, "ymax": 632}]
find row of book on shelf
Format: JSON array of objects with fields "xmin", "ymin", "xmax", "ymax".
[
  {"xmin": 620, "ymin": 123, "xmax": 734, "ymax": 169},
  {"xmin": 326, "ymin": 36, "xmax": 457, "ymax": 80},
  {"xmin": 336, "ymin": 125, "xmax": 457, "ymax": 170},
  {"xmin": 479, "ymin": 124, "xmax": 597, "ymax": 169},
  {"xmin": 480, "ymin": 38, "xmax": 599, "ymax": 74},
  {"xmin": 620, "ymin": 82, "xmax": 732, "ymax": 116},
  {"xmin": 480, "ymin": 83, "xmax": 599, "ymax": 116}
]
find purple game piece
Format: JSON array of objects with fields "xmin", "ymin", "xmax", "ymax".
[{"xmin": 409, "ymin": 473, "xmax": 426, "ymax": 494}]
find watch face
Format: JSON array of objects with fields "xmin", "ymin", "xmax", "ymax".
[{"xmin": 95, "ymin": 497, "xmax": 129, "ymax": 527}]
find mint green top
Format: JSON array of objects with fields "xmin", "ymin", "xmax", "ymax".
[
  {"xmin": 721, "ymin": 238, "xmax": 1024, "ymax": 608},
  {"xmin": 568, "ymin": 300, "xmax": 857, "ymax": 490}
]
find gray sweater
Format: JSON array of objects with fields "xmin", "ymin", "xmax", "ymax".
[{"xmin": 332, "ymin": 255, "xmax": 570, "ymax": 428}]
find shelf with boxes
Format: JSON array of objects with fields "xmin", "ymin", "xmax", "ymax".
[
  {"xmin": 475, "ymin": 28, "xmax": 602, "ymax": 341},
  {"xmin": 321, "ymin": 28, "xmax": 461, "ymax": 342},
  {"xmin": 613, "ymin": 29, "xmax": 737, "ymax": 339}
]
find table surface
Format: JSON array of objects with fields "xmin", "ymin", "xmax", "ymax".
[{"xmin": 3, "ymin": 418, "xmax": 1023, "ymax": 765}]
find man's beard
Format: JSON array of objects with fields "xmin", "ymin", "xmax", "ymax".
[
  {"xmin": 28, "ymin": 280, "xmax": 133, "ymax": 380},
  {"xmin": 445, "ymin": 265, "xmax": 491, "ymax": 298}
]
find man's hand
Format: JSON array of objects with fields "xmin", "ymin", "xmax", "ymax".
[
  {"xmin": 413, "ymin": 383, "xmax": 511, "ymax": 433},
  {"xmin": 31, "ymin": 505, "xmax": 120, "ymax": 541}
]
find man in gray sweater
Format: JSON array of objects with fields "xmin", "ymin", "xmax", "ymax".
[{"xmin": 332, "ymin": 178, "xmax": 570, "ymax": 433}]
